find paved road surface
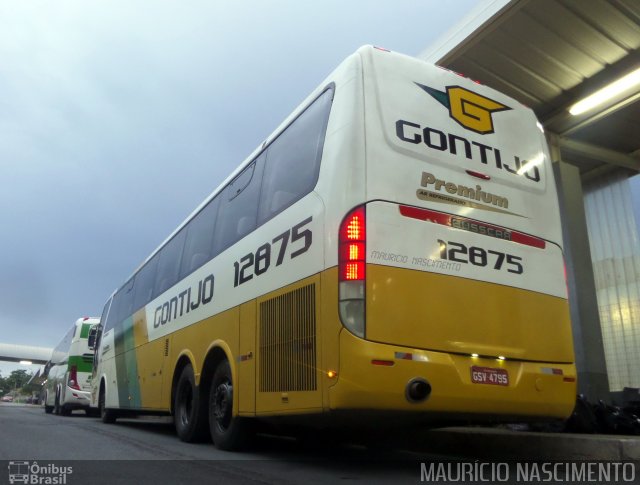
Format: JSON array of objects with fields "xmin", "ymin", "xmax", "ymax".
[
  {"xmin": 0, "ymin": 403, "xmax": 452, "ymax": 485},
  {"xmin": 5, "ymin": 403, "xmax": 633, "ymax": 484}
]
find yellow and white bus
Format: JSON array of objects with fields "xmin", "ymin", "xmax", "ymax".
[{"xmin": 91, "ymin": 46, "xmax": 576, "ymax": 449}]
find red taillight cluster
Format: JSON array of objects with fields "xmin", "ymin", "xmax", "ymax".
[
  {"xmin": 68, "ymin": 364, "xmax": 80, "ymax": 390},
  {"xmin": 338, "ymin": 205, "xmax": 367, "ymax": 338},
  {"xmin": 339, "ymin": 206, "xmax": 366, "ymax": 281}
]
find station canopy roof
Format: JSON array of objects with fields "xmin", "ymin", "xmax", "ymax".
[
  {"xmin": 0, "ymin": 343, "xmax": 52, "ymax": 365},
  {"xmin": 420, "ymin": 0, "xmax": 640, "ymax": 182}
]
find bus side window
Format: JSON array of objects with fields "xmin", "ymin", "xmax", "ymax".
[
  {"xmin": 96, "ymin": 299, "xmax": 110, "ymax": 345},
  {"xmin": 152, "ymin": 229, "xmax": 187, "ymax": 298},
  {"xmin": 91, "ymin": 324, "xmax": 102, "ymax": 371},
  {"xmin": 258, "ymin": 87, "xmax": 333, "ymax": 224},
  {"xmin": 179, "ymin": 195, "xmax": 220, "ymax": 279},
  {"xmin": 117, "ymin": 278, "xmax": 135, "ymax": 325},
  {"xmin": 52, "ymin": 327, "xmax": 75, "ymax": 365},
  {"xmin": 104, "ymin": 277, "xmax": 133, "ymax": 333},
  {"xmin": 212, "ymin": 155, "xmax": 264, "ymax": 255},
  {"xmin": 132, "ymin": 255, "xmax": 158, "ymax": 312},
  {"xmin": 103, "ymin": 293, "xmax": 120, "ymax": 334}
]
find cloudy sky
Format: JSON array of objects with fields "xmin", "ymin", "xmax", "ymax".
[{"xmin": 0, "ymin": 0, "xmax": 485, "ymax": 376}]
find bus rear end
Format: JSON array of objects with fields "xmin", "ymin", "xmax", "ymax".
[
  {"xmin": 330, "ymin": 47, "xmax": 576, "ymax": 423},
  {"xmin": 63, "ymin": 317, "xmax": 100, "ymax": 412}
]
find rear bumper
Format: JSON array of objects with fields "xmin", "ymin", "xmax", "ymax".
[
  {"xmin": 62, "ymin": 387, "xmax": 91, "ymax": 409},
  {"xmin": 328, "ymin": 330, "xmax": 576, "ymax": 421}
]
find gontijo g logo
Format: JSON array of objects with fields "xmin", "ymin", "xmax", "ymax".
[{"xmin": 416, "ymin": 83, "xmax": 510, "ymax": 135}]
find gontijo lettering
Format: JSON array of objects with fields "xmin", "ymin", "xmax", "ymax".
[
  {"xmin": 395, "ymin": 120, "xmax": 541, "ymax": 183},
  {"xmin": 154, "ymin": 273, "xmax": 215, "ymax": 328}
]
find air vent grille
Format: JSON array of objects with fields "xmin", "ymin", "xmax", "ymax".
[{"xmin": 259, "ymin": 284, "xmax": 317, "ymax": 392}]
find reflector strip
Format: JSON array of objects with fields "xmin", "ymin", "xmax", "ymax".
[
  {"xmin": 395, "ymin": 352, "xmax": 413, "ymax": 360},
  {"xmin": 399, "ymin": 205, "xmax": 450, "ymax": 225},
  {"xmin": 541, "ymin": 367, "xmax": 564, "ymax": 375},
  {"xmin": 399, "ymin": 205, "xmax": 546, "ymax": 249},
  {"xmin": 511, "ymin": 232, "xmax": 546, "ymax": 249},
  {"xmin": 465, "ymin": 170, "xmax": 491, "ymax": 180},
  {"xmin": 371, "ymin": 359, "xmax": 394, "ymax": 366},
  {"xmin": 394, "ymin": 352, "xmax": 429, "ymax": 362}
]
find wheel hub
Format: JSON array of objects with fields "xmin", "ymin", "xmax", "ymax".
[
  {"xmin": 213, "ymin": 381, "xmax": 232, "ymax": 428},
  {"xmin": 178, "ymin": 384, "xmax": 193, "ymax": 425}
]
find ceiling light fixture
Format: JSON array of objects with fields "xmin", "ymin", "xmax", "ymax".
[{"xmin": 569, "ymin": 67, "xmax": 640, "ymax": 116}]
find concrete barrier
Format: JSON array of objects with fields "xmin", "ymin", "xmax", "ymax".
[{"xmin": 415, "ymin": 427, "xmax": 640, "ymax": 461}]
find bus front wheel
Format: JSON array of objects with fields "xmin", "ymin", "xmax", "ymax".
[{"xmin": 208, "ymin": 360, "xmax": 253, "ymax": 451}]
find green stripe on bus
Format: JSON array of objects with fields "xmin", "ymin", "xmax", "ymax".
[
  {"xmin": 114, "ymin": 316, "xmax": 141, "ymax": 408},
  {"xmin": 80, "ymin": 323, "xmax": 92, "ymax": 339},
  {"xmin": 68, "ymin": 354, "xmax": 93, "ymax": 373}
]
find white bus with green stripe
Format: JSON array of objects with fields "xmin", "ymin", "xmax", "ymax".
[{"xmin": 44, "ymin": 317, "xmax": 100, "ymax": 416}]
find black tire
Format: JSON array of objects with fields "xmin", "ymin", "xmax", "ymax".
[
  {"xmin": 53, "ymin": 391, "xmax": 61, "ymax": 415},
  {"xmin": 86, "ymin": 408, "xmax": 100, "ymax": 417},
  {"xmin": 44, "ymin": 392, "xmax": 54, "ymax": 414},
  {"xmin": 174, "ymin": 365, "xmax": 208, "ymax": 442},
  {"xmin": 99, "ymin": 385, "xmax": 117, "ymax": 424},
  {"xmin": 60, "ymin": 404, "xmax": 72, "ymax": 416},
  {"xmin": 208, "ymin": 360, "xmax": 253, "ymax": 451}
]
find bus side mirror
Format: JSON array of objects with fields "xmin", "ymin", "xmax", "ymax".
[{"xmin": 88, "ymin": 327, "xmax": 97, "ymax": 350}]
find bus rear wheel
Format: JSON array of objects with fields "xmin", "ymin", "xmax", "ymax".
[
  {"xmin": 53, "ymin": 391, "xmax": 61, "ymax": 415},
  {"xmin": 174, "ymin": 364, "xmax": 208, "ymax": 442},
  {"xmin": 86, "ymin": 408, "xmax": 100, "ymax": 417},
  {"xmin": 208, "ymin": 360, "xmax": 253, "ymax": 451}
]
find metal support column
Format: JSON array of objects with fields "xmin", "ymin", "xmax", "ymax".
[{"xmin": 550, "ymin": 134, "xmax": 610, "ymax": 402}]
